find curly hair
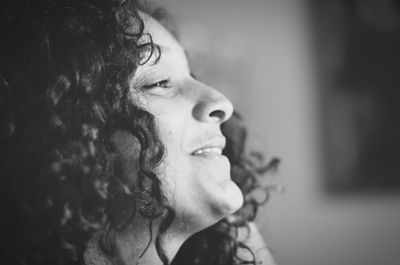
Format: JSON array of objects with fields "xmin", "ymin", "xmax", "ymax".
[{"xmin": 0, "ymin": 0, "xmax": 278, "ymax": 264}]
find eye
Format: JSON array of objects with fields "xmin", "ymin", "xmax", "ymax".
[
  {"xmin": 141, "ymin": 79, "xmax": 174, "ymax": 96},
  {"xmin": 142, "ymin": 79, "xmax": 172, "ymax": 90}
]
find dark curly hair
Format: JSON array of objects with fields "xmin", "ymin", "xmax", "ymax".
[{"xmin": 0, "ymin": 0, "xmax": 279, "ymax": 264}]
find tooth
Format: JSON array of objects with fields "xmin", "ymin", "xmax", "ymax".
[{"xmin": 193, "ymin": 148, "xmax": 222, "ymax": 155}]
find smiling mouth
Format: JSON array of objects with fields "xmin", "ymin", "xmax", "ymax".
[
  {"xmin": 189, "ymin": 137, "xmax": 231, "ymax": 180},
  {"xmin": 190, "ymin": 136, "xmax": 226, "ymax": 158}
]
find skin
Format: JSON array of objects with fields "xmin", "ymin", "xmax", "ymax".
[
  {"xmin": 102, "ymin": 14, "xmax": 275, "ymax": 265},
  {"xmin": 132, "ymin": 13, "xmax": 244, "ymax": 231}
]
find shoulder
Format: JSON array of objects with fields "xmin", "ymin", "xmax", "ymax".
[{"xmin": 237, "ymin": 222, "xmax": 277, "ymax": 265}]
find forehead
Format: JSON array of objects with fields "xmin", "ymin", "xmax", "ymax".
[{"xmin": 140, "ymin": 12, "xmax": 184, "ymax": 54}]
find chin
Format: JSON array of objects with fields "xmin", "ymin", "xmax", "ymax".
[
  {"xmin": 213, "ymin": 180, "xmax": 244, "ymax": 217},
  {"xmin": 177, "ymin": 182, "xmax": 243, "ymax": 234}
]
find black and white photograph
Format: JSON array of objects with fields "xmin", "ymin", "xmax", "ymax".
[{"xmin": 1, "ymin": 1, "xmax": 400, "ymax": 265}]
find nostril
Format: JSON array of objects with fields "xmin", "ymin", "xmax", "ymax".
[
  {"xmin": 192, "ymin": 84, "xmax": 233, "ymax": 123},
  {"xmin": 209, "ymin": 110, "xmax": 226, "ymax": 121}
]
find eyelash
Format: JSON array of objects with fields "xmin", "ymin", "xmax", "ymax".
[{"xmin": 142, "ymin": 79, "xmax": 172, "ymax": 90}]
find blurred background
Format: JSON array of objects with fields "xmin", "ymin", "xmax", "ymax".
[{"xmin": 155, "ymin": 0, "xmax": 400, "ymax": 265}]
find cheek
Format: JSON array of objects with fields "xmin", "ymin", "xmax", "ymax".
[
  {"xmin": 149, "ymin": 96, "xmax": 190, "ymax": 137},
  {"xmin": 151, "ymin": 110, "xmax": 191, "ymax": 195}
]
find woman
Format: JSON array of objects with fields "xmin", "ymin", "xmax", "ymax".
[{"xmin": 0, "ymin": 0, "xmax": 278, "ymax": 264}]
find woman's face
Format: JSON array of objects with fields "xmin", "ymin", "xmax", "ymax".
[{"xmin": 129, "ymin": 14, "xmax": 243, "ymax": 230}]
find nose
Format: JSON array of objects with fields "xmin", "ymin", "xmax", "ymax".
[{"xmin": 192, "ymin": 82, "xmax": 234, "ymax": 124}]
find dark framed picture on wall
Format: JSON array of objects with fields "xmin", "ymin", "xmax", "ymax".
[{"xmin": 312, "ymin": 0, "xmax": 400, "ymax": 193}]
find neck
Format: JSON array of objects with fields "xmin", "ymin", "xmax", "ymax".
[
  {"xmin": 116, "ymin": 214, "xmax": 192, "ymax": 265},
  {"xmin": 84, "ymin": 213, "xmax": 209, "ymax": 265}
]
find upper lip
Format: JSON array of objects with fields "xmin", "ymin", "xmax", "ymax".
[{"xmin": 190, "ymin": 136, "xmax": 226, "ymax": 155}]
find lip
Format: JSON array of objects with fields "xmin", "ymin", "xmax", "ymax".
[
  {"xmin": 190, "ymin": 136, "xmax": 226, "ymax": 156},
  {"xmin": 189, "ymin": 135, "xmax": 231, "ymax": 182}
]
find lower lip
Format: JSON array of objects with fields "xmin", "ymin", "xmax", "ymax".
[{"xmin": 190, "ymin": 153, "xmax": 231, "ymax": 170}]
